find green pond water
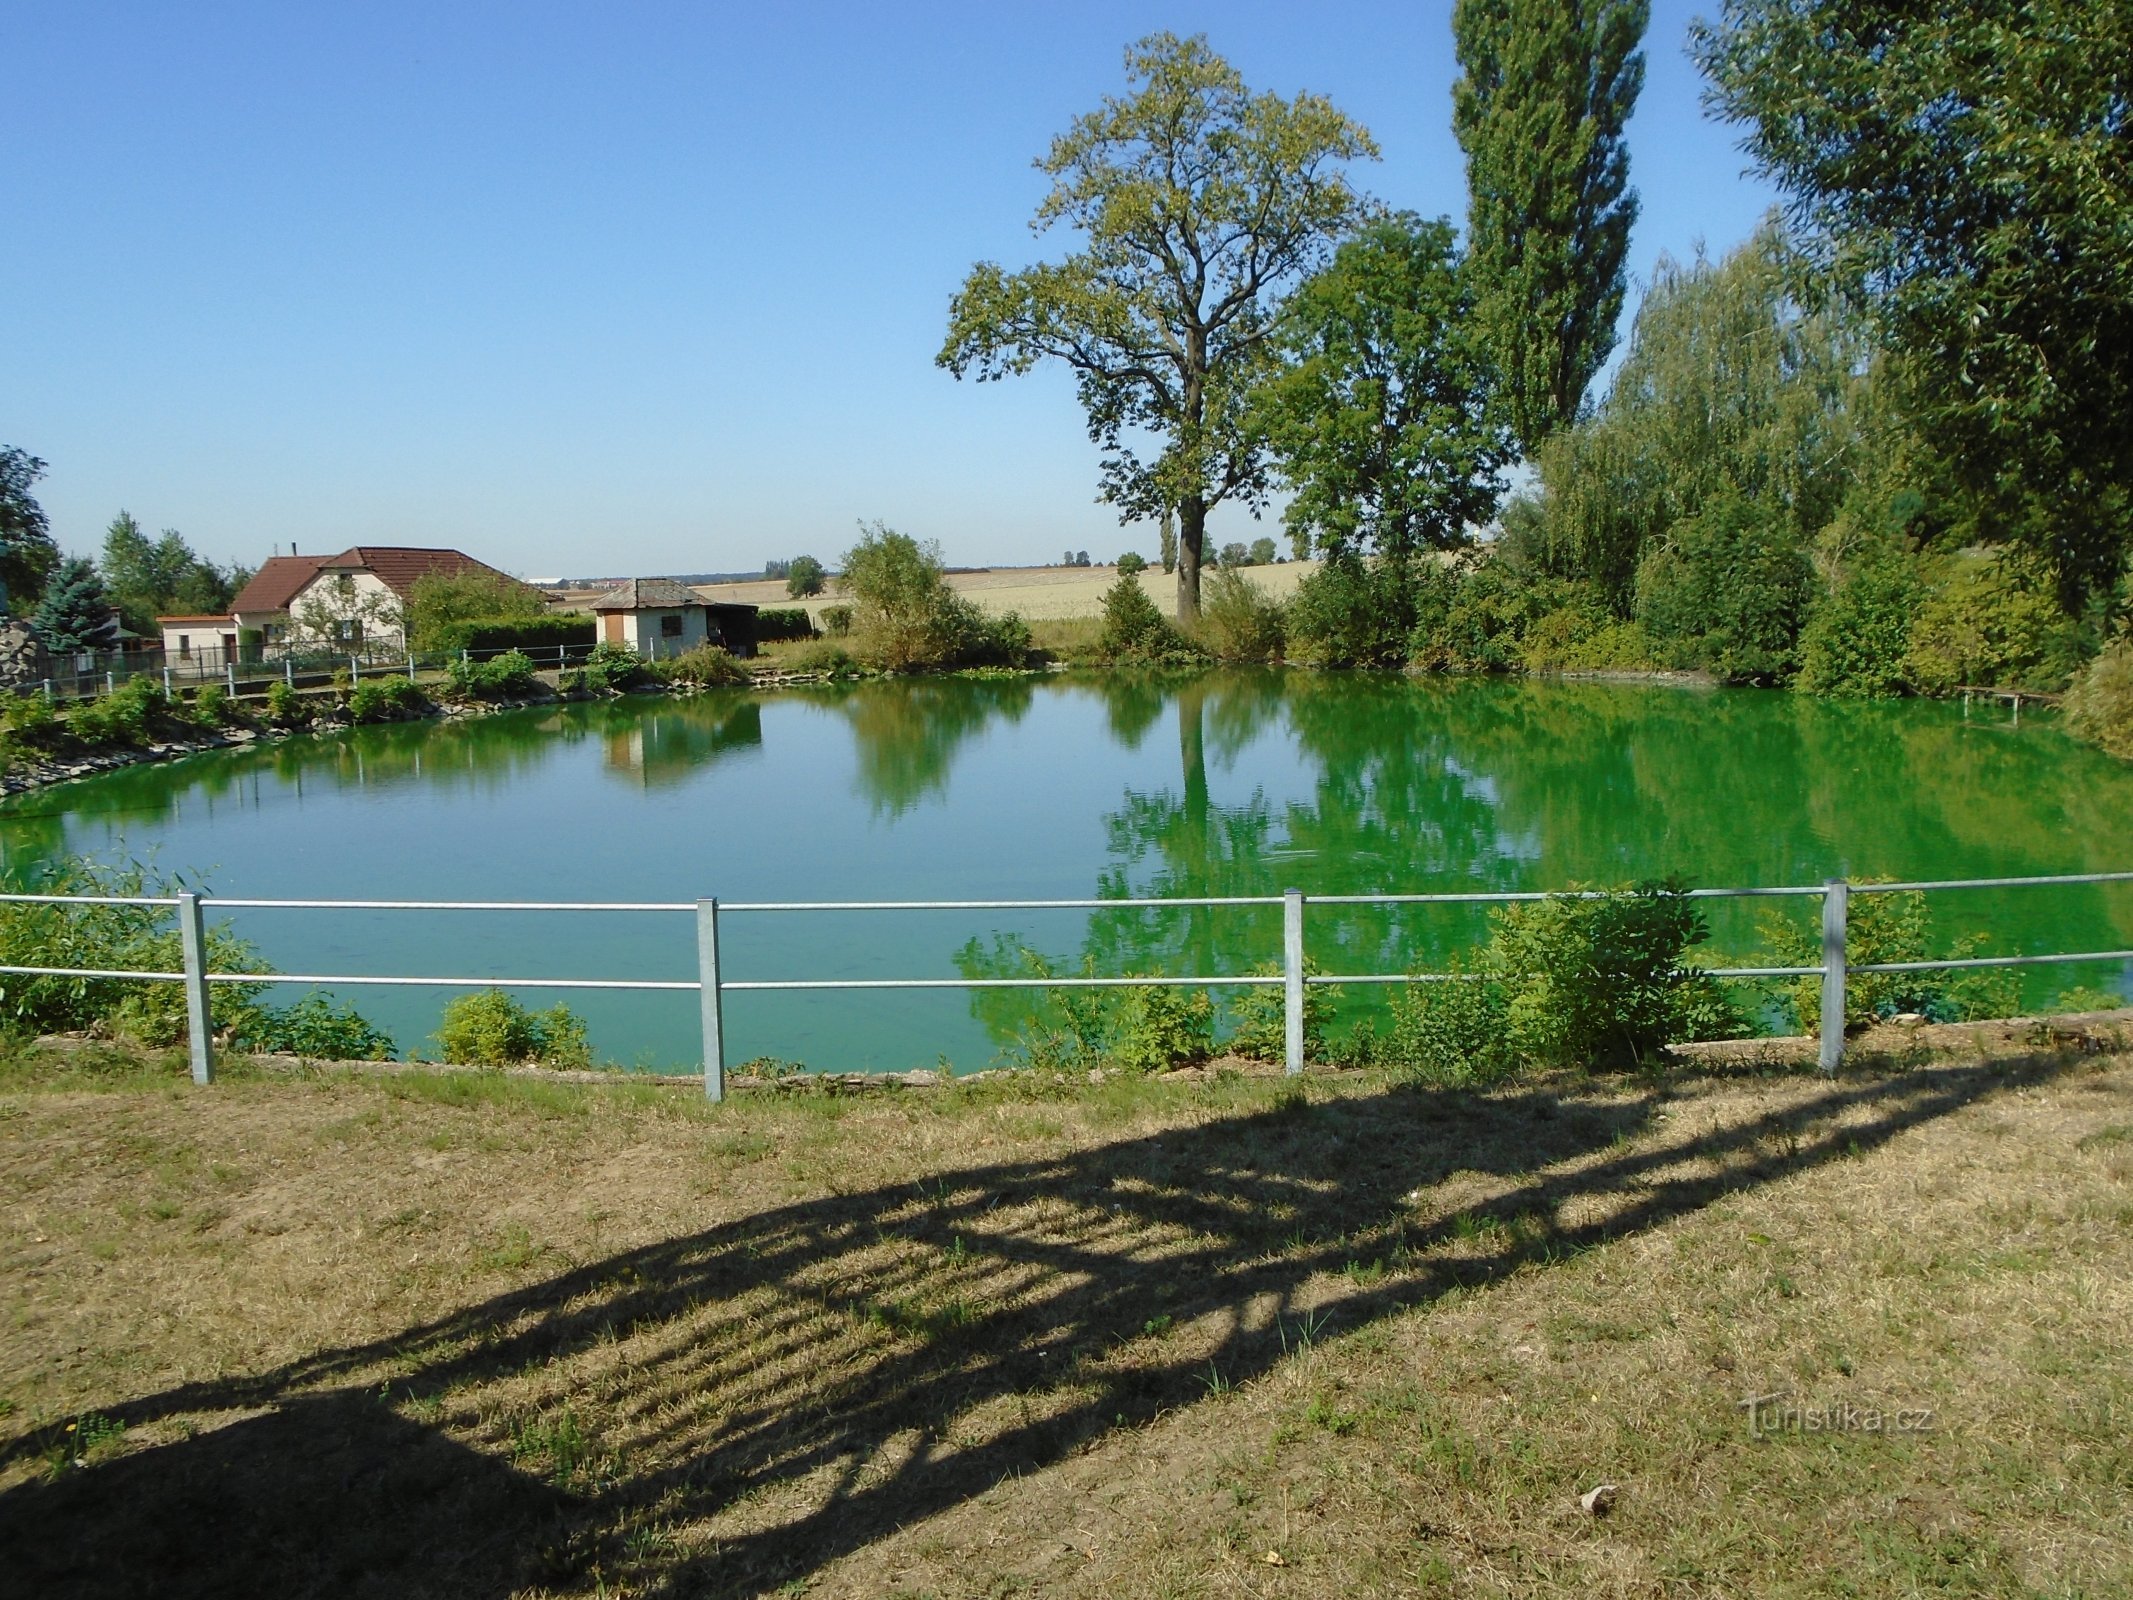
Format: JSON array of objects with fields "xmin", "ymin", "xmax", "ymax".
[{"xmin": 2, "ymin": 672, "xmax": 2129, "ymax": 1072}]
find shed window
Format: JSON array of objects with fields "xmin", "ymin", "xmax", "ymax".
[
  {"xmin": 177, "ymin": 635, "xmax": 192, "ymax": 657},
  {"xmin": 661, "ymin": 614, "xmax": 683, "ymax": 638}
]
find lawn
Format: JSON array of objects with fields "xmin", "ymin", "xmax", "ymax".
[{"xmin": 2, "ymin": 1025, "xmax": 2128, "ymax": 1598}]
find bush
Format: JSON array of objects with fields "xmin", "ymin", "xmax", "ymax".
[
  {"xmin": 1286, "ymin": 554, "xmax": 1416, "ymax": 667},
  {"xmin": 1514, "ymin": 587, "xmax": 1657, "ymax": 673},
  {"xmin": 1762, "ymin": 886, "xmax": 2014, "ymax": 1029},
  {"xmin": 2062, "ymin": 634, "xmax": 2133, "ymax": 759},
  {"xmin": 433, "ymin": 988, "xmax": 594, "ymax": 1068},
  {"xmin": 192, "ymin": 683, "xmax": 233, "ymax": 727},
  {"xmin": 1417, "ymin": 557, "xmax": 1551, "ymax": 671},
  {"xmin": 264, "ymin": 681, "xmax": 307, "ymax": 727},
  {"xmin": 446, "ymin": 649, "xmax": 539, "ymax": 700},
  {"xmin": 1225, "ymin": 961, "xmax": 1337, "ymax": 1061},
  {"xmin": 1096, "ymin": 575, "xmax": 1204, "ymax": 664},
  {"xmin": 1195, "ymin": 567, "xmax": 1286, "ymax": 662},
  {"xmin": 837, "ymin": 523, "xmax": 1028, "ymax": 670},
  {"xmin": 234, "ymin": 991, "xmax": 395, "ymax": 1060},
  {"xmin": 576, "ymin": 640, "xmax": 645, "ymax": 691},
  {"xmin": 65, "ymin": 677, "xmax": 177, "ymax": 750},
  {"xmin": 1116, "ymin": 551, "xmax": 1148, "ymax": 577},
  {"xmin": 428, "ymin": 614, "xmax": 594, "ymax": 658},
  {"xmin": 346, "ymin": 676, "xmax": 428, "ymax": 723},
  {"xmin": 3, "ymin": 690, "xmax": 59, "ymax": 745},
  {"xmin": 1903, "ymin": 551, "xmax": 2085, "ymax": 695},
  {"xmin": 788, "ymin": 639, "xmax": 858, "ymax": 677},
  {"xmin": 1106, "ymin": 981, "xmax": 1214, "ymax": 1073},
  {"xmin": 1634, "ymin": 496, "xmax": 1814, "ymax": 683},
  {"xmin": 1796, "ymin": 559, "xmax": 1922, "ymax": 698},
  {"xmin": 404, "ymin": 570, "xmax": 552, "ymax": 653},
  {"xmin": 822, "ymin": 605, "xmax": 854, "ymax": 637},
  {"xmin": 755, "ymin": 607, "xmax": 817, "ymax": 642},
  {"xmin": 0, "ymin": 856, "xmax": 268, "ymax": 1045},
  {"xmin": 1381, "ymin": 881, "xmax": 1747, "ymax": 1079},
  {"xmin": 653, "ymin": 644, "xmax": 750, "ymax": 687}
]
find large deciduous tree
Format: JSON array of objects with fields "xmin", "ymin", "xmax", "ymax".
[
  {"xmin": 99, "ymin": 512, "xmax": 245, "ymax": 636},
  {"xmin": 1692, "ymin": 0, "xmax": 2133, "ymax": 608},
  {"xmin": 939, "ymin": 33, "xmax": 1376, "ymax": 619},
  {"xmin": 0, "ymin": 447, "xmax": 61, "ymax": 613},
  {"xmin": 1452, "ymin": 0, "xmax": 1648, "ymax": 455},
  {"xmin": 1258, "ymin": 213, "xmax": 1514, "ymax": 562}
]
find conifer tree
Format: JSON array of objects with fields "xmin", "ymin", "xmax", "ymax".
[{"xmin": 32, "ymin": 557, "xmax": 121, "ymax": 653}]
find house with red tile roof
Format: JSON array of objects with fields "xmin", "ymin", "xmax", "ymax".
[{"xmin": 162, "ymin": 547, "xmax": 543, "ymax": 659}]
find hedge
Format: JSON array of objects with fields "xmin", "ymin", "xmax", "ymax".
[{"xmin": 430, "ymin": 615, "xmax": 597, "ymax": 656}]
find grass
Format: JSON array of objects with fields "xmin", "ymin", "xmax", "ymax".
[{"xmin": 0, "ymin": 1032, "xmax": 2129, "ymax": 1597}]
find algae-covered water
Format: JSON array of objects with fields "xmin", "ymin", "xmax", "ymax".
[{"xmin": 3, "ymin": 673, "xmax": 2127, "ymax": 1070}]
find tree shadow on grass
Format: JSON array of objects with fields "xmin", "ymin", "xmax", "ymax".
[{"xmin": 0, "ymin": 1054, "xmax": 2066, "ymax": 1598}]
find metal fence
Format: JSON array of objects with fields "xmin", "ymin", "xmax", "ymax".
[
  {"xmin": 1, "ymin": 871, "xmax": 2128, "ymax": 1100},
  {"xmin": 12, "ymin": 640, "xmax": 605, "ymax": 704}
]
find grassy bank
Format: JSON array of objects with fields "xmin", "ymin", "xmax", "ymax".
[{"xmin": 3, "ymin": 1027, "xmax": 2129, "ymax": 1597}]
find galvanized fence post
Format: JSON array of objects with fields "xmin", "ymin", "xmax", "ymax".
[
  {"xmin": 177, "ymin": 892, "xmax": 214, "ymax": 1085},
  {"xmin": 1819, "ymin": 879, "xmax": 1848, "ymax": 1074},
  {"xmin": 1283, "ymin": 887, "xmax": 1306, "ymax": 1076},
  {"xmin": 697, "ymin": 897, "xmax": 726, "ymax": 1102}
]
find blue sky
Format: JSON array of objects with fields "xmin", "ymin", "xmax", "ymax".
[{"xmin": 4, "ymin": 1, "xmax": 1777, "ymax": 579}]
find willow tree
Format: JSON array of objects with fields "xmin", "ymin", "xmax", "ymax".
[
  {"xmin": 1692, "ymin": 0, "xmax": 2133, "ymax": 608},
  {"xmin": 939, "ymin": 33, "xmax": 1376, "ymax": 619},
  {"xmin": 1452, "ymin": 0, "xmax": 1647, "ymax": 455}
]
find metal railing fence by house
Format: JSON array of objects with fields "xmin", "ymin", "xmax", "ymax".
[
  {"xmin": 1, "ymin": 872, "xmax": 2128, "ymax": 1100},
  {"xmin": 11, "ymin": 640, "xmax": 611, "ymax": 706}
]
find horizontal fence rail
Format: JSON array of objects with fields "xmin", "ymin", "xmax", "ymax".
[{"xmin": 3, "ymin": 873, "xmax": 2128, "ymax": 1098}]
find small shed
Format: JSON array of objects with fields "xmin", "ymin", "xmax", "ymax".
[{"xmin": 589, "ymin": 580, "xmax": 757, "ymax": 659}]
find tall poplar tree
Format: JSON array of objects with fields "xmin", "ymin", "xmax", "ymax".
[
  {"xmin": 940, "ymin": 33, "xmax": 1376, "ymax": 620},
  {"xmin": 1451, "ymin": 0, "xmax": 1648, "ymax": 455}
]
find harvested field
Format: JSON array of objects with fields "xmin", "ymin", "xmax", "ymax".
[{"xmin": 3, "ymin": 1025, "xmax": 2130, "ymax": 1597}]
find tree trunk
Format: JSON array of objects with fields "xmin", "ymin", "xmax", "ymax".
[{"xmin": 1175, "ymin": 495, "xmax": 1207, "ymax": 621}]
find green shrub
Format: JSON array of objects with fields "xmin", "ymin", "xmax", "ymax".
[
  {"xmin": 1106, "ymin": 981, "xmax": 1214, "ymax": 1073},
  {"xmin": 1762, "ymin": 886, "xmax": 2015, "ymax": 1029},
  {"xmin": 264, "ymin": 681, "xmax": 307, "ymax": 727},
  {"xmin": 2063, "ymin": 635, "xmax": 2133, "ymax": 760},
  {"xmin": 1796, "ymin": 559, "xmax": 1922, "ymax": 698},
  {"xmin": 822, "ymin": 605, "xmax": 854, "ymax": 637},
  {"xmin": 428, "ymin": 614, "xmax": 594, "ymax": 658},
  {"xmin": 574, "ymin": 641, "xmax": 644, "ymax": 691},
  {"xmin": 446, "ymin": 649, "xmax": 539, "ymax": 699},
  {"xmin": 1286, "ymin": 554, "xmax": 1416, "ymax": 667},
  {"xmin": 788, "ymin": 639, "xmax": 858, "ymax": 677},
  {"xmin": 0, "ymin": 857, "xmax": 268, "ymax": 1044},
  {"xmin": 1195, "ymin": 567, "xmax": 1286, "ymax": 662},
  {"xmin": 654, "ymin": 644, "xmax": 750, "ymax": 687},
  {"xmin": 64, "ymin": 677, "xmax": 178, "ymax": 749},
  {"xmin": 1634, "ymin": 496, "xmax": 1814, "ymax": 683},
  {"xmin": 192, "ymin": 683, "xmax": 233, "ymax": 727},
  {"xmin": 346, "ymin": 676, "xmax": 428, "ymax": 723},
  {"xmin": 1097, "ymin": 575, "xmax": 1204, "ymax": 664},
  {"xmin": 1386, "ymin": 964, "xmax": 1515, "ymax": 1086},
  {"xmin": 1225, "ymin": 961, "xmax": 1337, "ymax": 1061},
  {"xmin": 1903, "ymin": 551, "xmax": 2085, "ymax": 695},
  {"xmin": 433, "ymin": 988, "xmax": 594, "ymax": 1068},
  {"xmin": 3, "ymin": 690, "xmax": 59, "ymax": 744},
  {"xmin": 234, "ymin": 991, "xmax": 395, "ymax": 1060},
  {"xmin": 1515, "ymin": 589, "xmax": 1658, "ymax": 672},
  {"xmin": 755, "ymin": 607, "xmax": 817, "ymax": 643},
  {"xmin": 1418, "ymin": 557, "xmax": 1549, "ymax": 671},
  {"xmin": 2049, "ymin": 985, "xmax": 2124, "ymax": 1015},
  {"xmin": 836, "ymin": 523, "xmax": 1029, "ymax": 671},
  {"xmin": 1116, "ymin": 551, "xmax": 1148, "ymax": 577}
]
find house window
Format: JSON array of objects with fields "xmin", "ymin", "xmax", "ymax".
[
  {"xmin": 335, "ymin": 574, "xmax": 355, "ymax": 599},
  {"xmin": 337, "ymin": 620, "xmax": 362, "ymax": 644},
  {"xmin": 660, "ymin": 614, "xmax": 683, "ymax": 638},
  {"xmin": 177, "ymin": 635, "xmax": 192, "ymax": 658}
]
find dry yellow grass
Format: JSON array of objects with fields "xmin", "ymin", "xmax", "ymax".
[
  {"xmin": 694, "ymin": 561, "xmax": 1320, "ymax": 625},
  {"xmin": 2, "ymin": 1029, "xmax": 2129, "ymax": 1598}
]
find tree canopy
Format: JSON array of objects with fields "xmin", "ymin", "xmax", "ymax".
[
  {"xmin": 100, "ymin": 512, "xmax": 247, "ymax": 636},
  {"xmin": 32, "ymin": 557, "xmax": 121, "ymax": 653},
  {"xmin": 1258, "ymin": 213, "xmax": 1514, "ymax": 562},
  {"xmin": 1452, "ymin": 0, "xmax": 1648, "ymax": 455},
  {"xmin": 1692, "ymin": 0, "xmax": 2133, "ymax": 606},
  {"xmin": 939, "ymin": 32, "xmax": 1376, "ymax": 619},
  {"xmin": 785, "ymin": 555, "xmax": 827, "ymax": 598},
  {"xmin": 0, "ymin": 447, "xmax": 60, "ymax": 613}
]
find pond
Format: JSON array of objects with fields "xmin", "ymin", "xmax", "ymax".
[{"xmin": 3, "ymin": 672, "xmax": 2129, "ymax": 1071}]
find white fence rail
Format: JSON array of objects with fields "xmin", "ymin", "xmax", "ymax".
[{"xmin": 3, "ymin": 872, "xmax": 2130, "ymax": 1100}]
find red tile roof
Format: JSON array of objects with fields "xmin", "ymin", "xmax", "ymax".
[
  {"xmin": 228, "ymin": 555, "xmax": 326, "ymax": 615},
  {"xmin": 313, "ymin": 546, "xmax": 538, "ymax": 602}
]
